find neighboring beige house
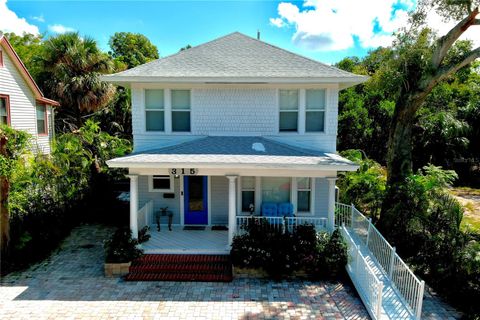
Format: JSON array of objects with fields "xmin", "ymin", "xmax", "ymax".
[{"xmin": 0, "ymin": 35, "xmax": 59, "ymax": 154}]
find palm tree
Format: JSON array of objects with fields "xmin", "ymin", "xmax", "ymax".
[{"xmin": 37, "ymin": 33, "xmax": 116, "ymax": 132}]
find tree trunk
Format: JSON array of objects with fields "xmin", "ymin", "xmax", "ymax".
[
  {"xmin": 0, "ymin": 134, "xmax": 9, "ymax": 253},
  {"xmin": 379, "ymin": 94, "xmax": 422, "ymax": 231}
]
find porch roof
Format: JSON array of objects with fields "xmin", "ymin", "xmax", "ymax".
[{"xmin": 107, "ymin": 136, "xmax": 359, "ymax": 171}]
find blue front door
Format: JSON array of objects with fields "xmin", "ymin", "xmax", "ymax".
[{"xmin": 184, "ymin": 176, "xmax": 208, "ymax": 225}]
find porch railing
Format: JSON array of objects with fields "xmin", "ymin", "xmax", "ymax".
[
  {"xmin": 341, "ymin": 225, "xmax": 383, "ymax": 319},
  {"xmin": 236, "ymin": 215, "xmax": 328, "ymax": 234},
  {"xmin": 138, "ymin": 200, "xmax": 154, "ymax": 230},
  {"xmin": 335, "ymin": 202, "xmax": 425, "ymax": 319}
]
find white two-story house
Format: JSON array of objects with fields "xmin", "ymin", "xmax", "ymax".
[
  {"xmin": 0, "ymin": 35, "xmax": 58, "ymax": 154},
  {"xmin": 103, "ymin": 32, "xmax": 367, "ymax": 253}
]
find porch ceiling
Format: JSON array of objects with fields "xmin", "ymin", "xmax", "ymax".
[{"xmin": 107, "ymin": 136, "xmax": 359, "ymax": 172}]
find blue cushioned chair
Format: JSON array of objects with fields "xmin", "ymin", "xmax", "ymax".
[
  {"xmin": 278, "ymin": 202, "xmax": 295, "ymax": 217},
  {"xmin": 261, "ymin": 202, "xmax": 278, "ymax": 217}
]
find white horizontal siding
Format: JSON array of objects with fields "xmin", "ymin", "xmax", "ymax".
[
  {"xmin": 314, "ymin": 178, "xmax": 329, "ymax": 218},
  {"xmin": 210, "ymin": 176, "xmax": 228, "ymax": 225},
  {"xmin": 131, "ymin": 86, "xmax": 338, "ymax": 153},
  {"xmin": 0, "ymin": 49, "xmax": 51, "ymax": 154}
]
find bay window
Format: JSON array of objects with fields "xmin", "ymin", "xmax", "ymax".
[
  {"xmin": 279, "ymin": 90, "xmax": 298, "ymax": 132},
  {"xmin": 305, "ymin": 89, "xmax": 326, "ymax": 132},
  {"xmin": 145, "ymin": 89, "xmax": 165, "ymax": 131},
  {"xmin": 171, "ymin": 90, "xmax": 191, "ymax": 132}
]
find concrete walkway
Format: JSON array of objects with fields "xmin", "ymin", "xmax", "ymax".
[{"xmin": 0, "ymin": 224, "xmax": 460, "ymax": 319}]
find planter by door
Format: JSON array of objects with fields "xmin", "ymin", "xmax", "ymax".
[{"xmin": 184, "ymin": 176, "xmax": 208, "ymax": 225}]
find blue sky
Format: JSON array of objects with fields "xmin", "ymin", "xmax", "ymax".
[{"xmin": 2, "ymin": 0, "xmax": 417, "ymax": 64}]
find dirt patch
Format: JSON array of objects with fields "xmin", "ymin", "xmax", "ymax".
[{"xmin": 451, "ymin": 188, "xmax": 480, "ymax": 231}]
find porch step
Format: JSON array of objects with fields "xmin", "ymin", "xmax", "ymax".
[{"xmin": 125, "ymin": 254, "xmax": 233, "ymax": 282}]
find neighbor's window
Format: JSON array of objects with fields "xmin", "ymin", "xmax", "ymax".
[
  {"xmin": 305, "ymin": 89, "xmax": 326, "ymax": 132},
  {"xmin": 36, "ymin": 104, "xmax": 47, "ymax": 134},
  {"xmin": 149, "ymin": 175, "xmax": 174, "ymax": 192},
  {"xmin": 297, "ymin": 177, "xmax": 312, "ymax": 212},
  {"xmin": 279, "ymin": 90, "xmax": 298, "ymax": 132},
  {"xmin": 0, "ymin": 95, "xmax": 9, "ymax": 125},
  {"xmin": 171, "ymin": 90, "xmax": 191, "ymax": 132},
  {"xmin": 241, "ymin": 176, "xmax": 255, "ymax": 212},
  {"xmin": 262, "ymin": 177, "xmax": 291, "ymax": 203},
  {"xmin": 0, "ymin": 51, "xmax": 3, "ymax": 67},
  {"xmin": 145, "ymin": 89, "xmax": 165, "ymax": 131}
]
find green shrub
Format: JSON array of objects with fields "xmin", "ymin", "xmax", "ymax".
[
  {"xmin": 138, "ymin": 226, "xmax": 151, "ymax": 244},
  {"xmin": 104, "ymin": 227, "xmax": 143, "ymax": 263},
  {"xmin": 231, "ymin": 222, "xmax": 348, "ymax": 279}
]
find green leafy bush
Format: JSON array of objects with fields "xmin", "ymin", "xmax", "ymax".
[
  {"xmin": 231, "ymin": 221, "xmax": 348, "ymax": 279},
  {"xmin": 137, "ymin": 226, "xmax": 151, "ymax": 244},
  {"xmin": 104, "ymin": 227, "xmax": 143, "ymax": 263}
]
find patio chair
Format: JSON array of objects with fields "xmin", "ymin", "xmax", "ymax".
[
  {"xmin": 261, "ymin": 202, "xmax": 278, "ymax": 217},
  {"xmin": 278, "ymin": 202, "xmax": 295, "ymax": 217}
]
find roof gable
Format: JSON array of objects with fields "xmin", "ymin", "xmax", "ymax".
[
  {"xmin": 102, "ymin": 32, "xmax": 367, "ymax": 88},
  {"xmin": 0, "ymin": 35, "xmax": 59, "ymax": 106}
]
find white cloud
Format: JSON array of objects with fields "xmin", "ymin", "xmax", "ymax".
[
  {"xmin": 48, "ymin": 24, "xmax": 75, "ymax": 34},
  {"xmin": 0, "ymin": 0, "xmax": 39, "ymax": 35},
  {"xmin": 425, "ymin": 10, "xmax": 480, "ymax": 48},
  {"xmin": 32, "ymin": 15, "xmax": 45, "ymax": 23},
  {"xmin": 270, "ymin": 0, "xmax": 415, "ymax": 51}
]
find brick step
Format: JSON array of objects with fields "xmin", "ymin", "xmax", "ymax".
[
  {"xmin": 126, "ymin": 254, "xmax": 233, "ymax": 282},
  {"xmin": 125, "ymin": 272, "xmax": 233, "ymax": 282},
  {"xmin": 134, "ymin": 254, "xmax": 230, "ymax": 264},
  {"xmin": 129, "ymin": 263, "xmax": 230, "ymax": 274}
]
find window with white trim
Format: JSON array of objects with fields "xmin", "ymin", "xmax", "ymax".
[
  {"xmin": 149, "ymin": 175, "xmax": 174, "ymax": 192},
  {"xmin": 145, "ymin": 89, "xmax": 164, "ymax": 131},
  {"xmin": 297, "ymin": 177, "xmax": 312, "ymax": 212},
  {"xmin": 279, "ymin": 90, "xmax": 298, "ymax": 132},
  {"xmin": 262, "ymin": 177, "xmax": 291, "ymax": 203},
  {"xmin": 240, "ymin": 177, "xmax": 255, "ymax": 212},
  {"xmin": 305, "ymin": 89, "xmax": 326, "ymax": 132},
  {"xmin": 36, "ymin": 104, "xmax": 47, "ymax": 134},
  {"xmin": 0, "ymin": 95, "xmax": 9, "ymax": 125},
  {"xmin": 171, "ymin": 90, "xmax": 191, "ymax": 132}
]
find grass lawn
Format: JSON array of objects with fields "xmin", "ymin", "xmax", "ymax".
[{"xmin": 451, "ymin": 187, "xmax": 480, "ymax": 232}]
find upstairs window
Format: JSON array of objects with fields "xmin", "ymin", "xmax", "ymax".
[
  {"xmin": 305, "ymin": 89, "xmax": 326, "ymax": 132},
  {"xmin": 0, "ymin": 95, "xmax": 9, "ymax": 125},
  {"xmin": 297, "ymin": 177, "xmax": 312, "ymax": 212},
  {"xmin": 145, "ymin": 89, "xmax": 164, "ymax": 131},
  {"xmin": 171, "ymin": 90, "xmax": 191, "ymax": 132},
  {"xmin": 36, "ymin": 104, "xmax": 47, "ymax": 134},
  {"xmin": 241, "ymin": 177, "xmax": 255, "ymax": 212},
  {"xmin": 279, "ymin": 90, "xmax": 298, "ymax": 132}
]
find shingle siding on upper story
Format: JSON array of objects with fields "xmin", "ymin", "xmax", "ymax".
[
  {"xmin": 0, "ymin": 48, "xmax": 52, "ymax": 154},
  {"xmin": 131, "ymin": 85, "xmax": 339, "ymax": 153}
]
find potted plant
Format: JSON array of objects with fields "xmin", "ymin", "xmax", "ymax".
[{"xmin": 103, "ymin": 227, "xmax": 143, "ymax": 277}]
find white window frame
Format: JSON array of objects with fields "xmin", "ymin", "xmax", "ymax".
[
  {"xmin": 278, "ymin": 89, "xmax": 299, "ymax": 133},
  {"xmin": 296, "ymin": 177, "xmax": 315, "ymax": 216},
  {"xmin": 305, "ymin": 89, "xmax": 326, "ymax": 133},
  {"xmin": 148, "ymin": 175, "xmax": 174, "ymax": 193},
  {"xmin": 144, "ymin": 89, "xmax": 165, "ymax": 132},
  {"xmin": 239, "ymin": 176, "xmax": 256, "ymax": 213},
  {"xmin": 171, "ymin": 89, "xmax": 191, "ymax": 132}
]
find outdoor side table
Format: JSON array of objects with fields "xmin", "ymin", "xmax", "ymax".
[{"xmin": 154, "ymin": 210, "xmax": 173, "ymax": 231}]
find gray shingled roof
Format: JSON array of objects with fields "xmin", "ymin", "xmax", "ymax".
[
  {"xmin": 107, "ymin": 136, "xmax": 358, "ymax": 171},
  {"xmin": 102, "ymin": 32, "xmax": 367, "ymax": 87}
]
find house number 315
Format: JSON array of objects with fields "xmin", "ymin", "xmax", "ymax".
[{"xmin": 169, "ymin": 168, "xmax": 198, "ymax": 175}]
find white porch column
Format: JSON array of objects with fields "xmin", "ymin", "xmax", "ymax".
[
  {"xmin": 127, "ymin": 174, "xmax": 139, "ymax": 239},
  {"xmin": 327, "ymin": 177, "xmax": 337, "ymax": 232},
  {"xmin": 226, "ymin": 175, "xmax": 238, "ymax": 246}
]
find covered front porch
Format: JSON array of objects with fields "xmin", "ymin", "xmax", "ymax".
[{"xmin": 107, "ymin": 136, "xmax": 359, "ymax": 252}]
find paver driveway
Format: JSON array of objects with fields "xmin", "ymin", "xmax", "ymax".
[{"xmin": 0, "ymin": 224, "xmax": 460, "ymax": 319}]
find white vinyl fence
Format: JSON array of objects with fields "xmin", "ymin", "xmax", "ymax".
[
  {"xmin": 137, "ymin": 200, "xmax": 154, "ymax": 230},
  {"xmin": 236, "ymin": 216, "xmax": 328, "ymax": 234}
]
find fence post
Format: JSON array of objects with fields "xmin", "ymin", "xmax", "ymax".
[
  {"xmin": 415, "ymin": 280, "xmax": 425, "ymax": 320},
  {"xmin": 366, "ymin": 218, "xmax": 372, "ymax": 248},
  {"xmin": 355, "ymin": 244, "xmax": 361, "ymax": 274},
  {"xmin": 389, "ymin": 246, "xmax": 396, "ymax": 278},
  {"xmin": 350, "ymin": 204, "xmax": 355, "ymax": 228},
  {"xmin": 376, "ymin": 282, "xmax": 384, "ymax": 319}
]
